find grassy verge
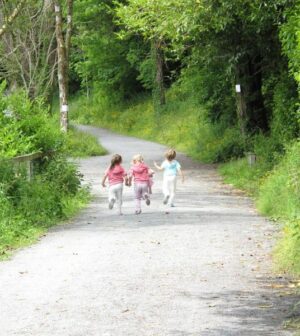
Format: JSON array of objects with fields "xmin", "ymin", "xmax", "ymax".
[
  {"xmin": 0, "ymin": 157, "xmax": 91, "ymax": 259},
  {"xmin": 219, "ymin": 141, "xmax": 300, "ymax": 276},
  {"xmin": 0, "ymin": 188, "xmax": 90, "ymax": 259},
  {"xmin": 69, "ymin": 91, "xmax": 244, "ymax": 163},
  {"xmin": 65, "ymin": 126, "xmax": 107, "ymax": 157}
]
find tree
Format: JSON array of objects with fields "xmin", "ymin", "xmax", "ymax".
[
  {"xmin": 0, "ymin": 0, "xmax": 27, "ymax": 38},
  {"xmin": 280, "ymin": 2, "xmax": 300, "ymax": 89},
  {"xmin": 115, "ymin": 0, "xmax": 200, "ymax": 106},
  {"xmin": 72, "ymin": 0, "xmax": 145, "ymax": 101},
  {"xmin": 0, "ymin": 0, "xmax": 57, "ymax": 99},
  {"xmin": 53, "ymin": 0, "xmax": 73, "ymax": 132},
  {"xmin": 186, "ymin": 0, "xmax": 296, "ymax": 133}
]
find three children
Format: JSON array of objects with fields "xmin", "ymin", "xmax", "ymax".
[{"xmin": 102, "ymin": 149, "xmax": 183, "ymax": 215}]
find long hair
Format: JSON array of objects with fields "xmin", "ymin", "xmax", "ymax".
[{"xmin": 109, "ymin": 154, "xmax": 122, "ymax": 170}]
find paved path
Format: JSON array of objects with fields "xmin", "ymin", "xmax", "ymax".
[{"xmin": 0, "ymin": 126, "xmax": 295, "ymax": 335}]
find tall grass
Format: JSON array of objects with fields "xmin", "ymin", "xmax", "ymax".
[{"xmin": 220, "ymin": 141, "xmax": 300, "ymax": 275}]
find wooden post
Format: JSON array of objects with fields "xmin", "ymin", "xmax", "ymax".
[
  {"xmin": 246, "ymin": 152, "xmax": 256, "ymax": 166},
  {"xmin": 26, "ymin": 160, "xmax": 34, "ymax": 181}
]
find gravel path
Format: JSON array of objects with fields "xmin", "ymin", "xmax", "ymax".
[{"xmin": 0, "ymin": 125, "xmax": 296, "ymax": 335}]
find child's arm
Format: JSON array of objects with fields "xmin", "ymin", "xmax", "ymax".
[
  {"xmin": 102, "ymin": 174, "xmax": 108, "ymax": 187},
  {"xmin": 148, "ymin": 168, "xmax": 155, "ymax": 177},
  {"xmin": 154, "ymin": 161, "xmax": 164, "ymax": 171},
  {"xmin": 178, "ymin": 168, "xmax": 184, "ymax": 183}
]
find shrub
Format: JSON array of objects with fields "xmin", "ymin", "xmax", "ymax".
[{"xmin": 0, "ymin": 85, "xmax": 63, "ymax": 158}]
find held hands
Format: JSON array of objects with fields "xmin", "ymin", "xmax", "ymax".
[
  {"xmin": 125, "ymin": 176, "xmax": 132, "ymax": 187},
  {"xmin": 153, "ymin": 161, "xmax": 161, "ymax": 170}
]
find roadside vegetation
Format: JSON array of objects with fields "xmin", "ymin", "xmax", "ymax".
[
  {"xmin": 67, "ymin": 0, "xmax": 300, "ymax": 279},
  {"xmin": 0, "ymin": 0, "xmax": 299, "ymax": 288},
  {"xmin": 0, "ymin": 85, "xmax": 106, "ymax": 258}
]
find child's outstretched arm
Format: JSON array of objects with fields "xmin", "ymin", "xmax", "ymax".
[
  {"xmin": 154, "ymin": 161, "xmax": 163, "ymax": 171},
  {"xmin": 102, "ymin": 174, "xmax": 107, "ymax": 187}
]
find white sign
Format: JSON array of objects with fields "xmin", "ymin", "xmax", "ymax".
[
  {"xmin": 62, "ymin": 104, "xmax": 68, "ymax": 112},
  {"xmin": 235, "ymin": 84, "xmax": 241, "ymax": 93}
]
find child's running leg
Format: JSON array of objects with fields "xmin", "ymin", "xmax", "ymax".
[
  {"xmin": 115, "ymin": 184, "xmax": 123, "ymax": 215},
  {"xmin": 141, "ymin": 183, "xmax": 150, "ymax": 206},
  {"xmin": 168, "ymin": 176, "xmax": 177, "ymax": 206},
  {"xmin": 162, "ymin": 177, "xmax": 170, "ymax": 204},
  {"xmin": 134, "ymin": 184, "xmax": 142, "ymax": 214},
  {"xmin": 108, "ymin": 185, "xmax": 117, "ymax": 209}
]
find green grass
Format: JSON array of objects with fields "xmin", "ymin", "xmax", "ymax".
[
  {"xmin": 70, "ymin": 92, "xmax": 201, "ymax": 155},
  {"xmin": 0, "ymin": 188, "xmax": 90, "ymax": 259},
  {"xmin": 218, "ymin": 158, "xmax": 267, "ymax": 196},
  {"xmin": 65, "ymin": 126, "xmax": 107, "ymax": 157},
  {"xmin": 220, "ymin": 141, "xmax": 300, "ymax": 276},
  {"xmin": 69, "ymin": 90, "xmax": 244, "ymax": 163}
]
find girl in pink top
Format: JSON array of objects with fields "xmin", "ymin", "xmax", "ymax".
[
  {"xmin": 128, "ymin": 154, "xmax": 151, "ymax": 214},
  {"xmin": 102, "ymin": 154, "xmax": 126, "ymax": 215}
]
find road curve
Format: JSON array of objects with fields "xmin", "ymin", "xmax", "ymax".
[{"xmin": 0, "ymin": 125, "xmax": 294, "ymax": 336}]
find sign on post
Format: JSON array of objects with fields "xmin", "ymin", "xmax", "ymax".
[{"xmin": 235, "ymin": 84, "xmax": 241, "ymax": 93}]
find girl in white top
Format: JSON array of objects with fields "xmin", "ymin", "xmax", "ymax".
[{"xmin": 154, "ymin": 149, "xmax": 184, "ymax": 207}]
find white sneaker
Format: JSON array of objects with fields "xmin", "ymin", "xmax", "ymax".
[
  {"xmin": 163, "ymin": 195, "xmax": 170, "ymax": 205},
  {"xmin": 109, "ymin": 198, "xmax": 115, "ymax": 210}
]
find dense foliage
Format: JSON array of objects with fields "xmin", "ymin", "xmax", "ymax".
[
  {"xmin": 67, "ymin": 0, "xmax": 300, "ymax": 275},
  {"xmin": 0, "ymin": 0, "xmax": 299, "ymax": 271},
  {"xmin": 0, "ymin": 87, "xmax": 91, "ymax": 256}
]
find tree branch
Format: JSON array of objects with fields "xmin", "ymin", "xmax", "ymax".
[{"xmin": 0, "ymin": 0, "xmax": 27, "ymax": 38}]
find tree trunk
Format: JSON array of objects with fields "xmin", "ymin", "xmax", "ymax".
[
  {"xmin": 235, "ymin": 66, "xmax": 247, "ymax": 138},
  {"xmin": 236, "ymin": 56, "xmax": 268, "ymax": 133},
  {"xmin": 247, "ymin": 56, "xmax": 268, "ymax": 131},
  {"xmin": 153, "ymin": 39, "xmax": 165, "ymax": 106},
  {"xmin": 53, "ymin": 0, "xmax": 73, "ymax": 133}
]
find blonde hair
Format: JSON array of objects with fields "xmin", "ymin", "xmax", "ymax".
[
  {"xmin": 132, "ymin": 154, "xmax": 144, "ymax": 164},
  {"xmin": 165, "ymin": 149, "xmax": 176, "ymax": 161}
]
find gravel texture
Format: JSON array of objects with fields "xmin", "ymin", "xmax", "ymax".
[{"xmin": 0, "ymin": 125, "xmax": 296, "ymax": 336}]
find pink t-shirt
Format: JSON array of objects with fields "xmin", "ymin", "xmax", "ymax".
[
  {"xmin": 130, "ymin": 163, "xmax": 150, "ymax": 183},
  {"xmin": 105, "ymin": 164, "xmax": 126, "ymax": 186}
]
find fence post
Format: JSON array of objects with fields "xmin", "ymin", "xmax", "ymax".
[{"xmin": 26, "ymin": 160, "xmax": 34, "ymax": 181}]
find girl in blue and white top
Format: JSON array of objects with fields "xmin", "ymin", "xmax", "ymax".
[{"xmin": 154, "ymin": 149, "xmax": 184, "ymax": 207}]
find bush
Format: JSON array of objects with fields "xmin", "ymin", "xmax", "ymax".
[
  {"xmin": 0, "ymin": 86, "xmax": 98, "ymax": 256},
  {"xmin": 0, "ymin": 157, "xmax": 89, "ymax": 257},
  {"xmin": 0, "ymin": 86, "xmax": 63, "ymax": 158}
]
